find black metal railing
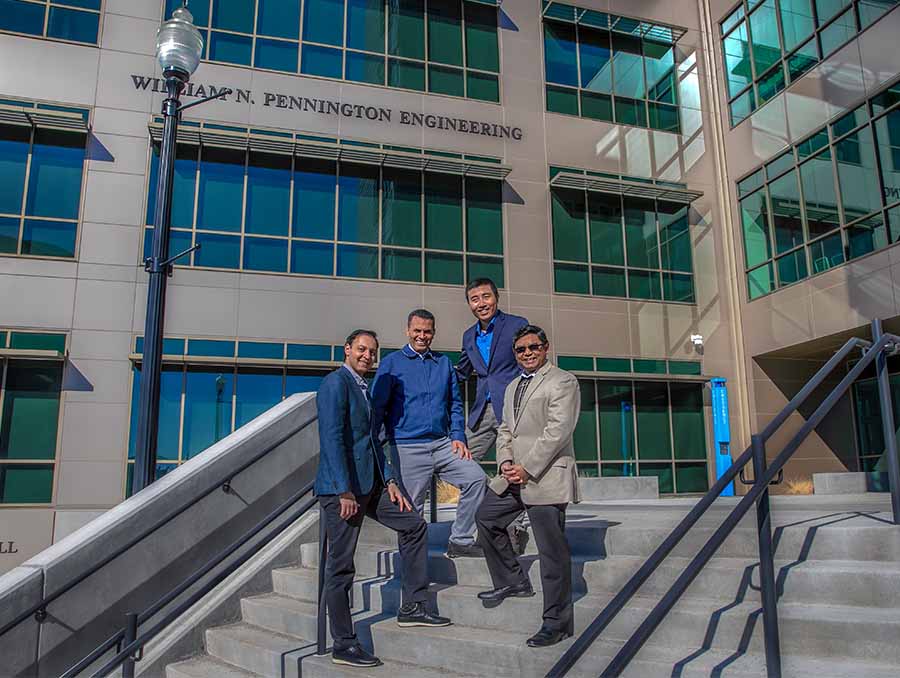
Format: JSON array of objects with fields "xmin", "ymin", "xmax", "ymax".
[
  {"xmin": 0, "ymin": 414, "xmax": 317, "ymax": 678},
  {"xmin": 548, "ymin": 319, "xmax": 900, "ymax": 678}
]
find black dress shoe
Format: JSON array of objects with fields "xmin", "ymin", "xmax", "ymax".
[
  {"xmin": 477, "ymin": 581, "xmax": 535, "ymax": 608},
  {"xmin": 446, "ymin": 541, "xmax": 485, "ymax": 558},
  {"xmin": 396, "ymin": 601, "xmax": 452, "ymax": 627},
  {"xmin": 332, "ymin": 644, "xmax": 383, "ymax": 667},
  {"xmin": 526, "ymin": 627, "xmax": 572, "ymax": 648}
]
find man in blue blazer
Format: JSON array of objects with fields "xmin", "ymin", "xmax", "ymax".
[
  {"xmin": 316, "ymin": 329, "xmax": 451, "ymax": 669},
  {"xmin": 455, "ymin": 278, "xmax": 530, "ymax": 550}
]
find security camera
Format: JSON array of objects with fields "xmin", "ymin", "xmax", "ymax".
[{"xmin": 690, "ymin": 334, "xmax": 704, "ymax": 347}]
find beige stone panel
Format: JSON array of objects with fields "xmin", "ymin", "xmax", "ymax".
[
  {"xmin": 0, "ymin": 509, "xmax": 54, "ymax": 574},
  {"xmin": 551, "ymin": 293, "xmax": 629, "ymax": 315},
  {"xmin": 545, "ymin": 116, "xmax": 623, "ymax": 174},
  {"xmin": 0, "ymin": 274, "xmax": 76, "ymax": 329},
  {"xmin": 505, "ymin": 210, "xmax": 552, "ymax": 262},
  {"xmin": 76, "ymin": 263, "xmax": 139, "ymax": 284},
  {"xmin": 87, "ymin": 131, "xmax": 152, "ymax": 176},
  {"xmin": 63, "ymin": 358, "xmax": 132, "ymax": 404},
  {"xmin": 73, "ymin": 279, "xmax": 137, "ymax": 332},
  {"xmin": 90, "ymin": 107, "xmax": 151, "ymax": 137},
  {"xmin": 0, "ymin": 257, "xmax": 78, "ymax": 278},
  {"xmin": 55, "ymin": 460, "xmax": 125, "ymax": 507},
  {"xmin": 100, "ymin": 12, "xmax": 158, "ymax": 56},
  {"xmin": 741, "ymin": 287, "xmax": 815, "ymax": 357},
  {"xmin": 503, "ymin": 156, "xmax": 550, "ymax": 184},
  {"xmin": 629, "ymin": 303, "xmax": 668, "ymax": 356},
  {"xmin": 53, "ymin": 509, "xmax": 107, "ymax": 543},
  {"xmin": 160, "ymin": 284, "xmax": 239, "ymax": 336},
  {"xmin": 171, "ymin": 268, "xmax": 241, "ymax": 290},
  {"xmin": 665, "ymin": 303, "xmax": 702, "ymax": 357},
  {"xmin": 59, "ymin": 402, "xmax": 130, "ymax": 462},
  {"xmin": 811, "ymin": 269, "xmax": 897, "ymax": 338},
  {"xmin": 95, "ymin": 49, "xmax": 157, "ymax": 114},
  {"xmin": 171, "ymin": 61, "xmax": 254, "ymax": 127},
  {"xmin": 69, "ymin": 329, "xmax": 133, "ymax": 361},
  {"xmin": 608, "ymin": 0, "xmax": 703, "ymax": 30},
  {"xmin": 82, "ymin": 170, "xmax": 146, "ymax": 227},
  {"xmin": 752, "ymin": 379, "xmax": 793, "ymax": 416},
  {"xmin": 78, "ymin": 222, "xmax": 143, "ymax": 267},
  {"xmin": 0, "ymin": 34, "xmax": 98, "ymax": 106},
  {"xmin": 248, "ymin": 70, "xmax": 341, "ymax": 135},
  {"xmin": 554, "ymin": 309, "xmax": 630, "ymax": 356},
  {"xmin": 104, "ymin": 0, "xmax": 163, "ymax": 21},
  {"xmin": 422, "ymin": 96, "xmax": 506, "ymax": 156},
  {"xmin": 501, "ymin": 75, "xmax": 545, "ymax": 116},
  {"xmin": 506, "ymin": 257, "xmax": 553, "ymax": 295},
  {"xmin": 338, "ymin": 85, "xmax": 425, "ymax": 148}
]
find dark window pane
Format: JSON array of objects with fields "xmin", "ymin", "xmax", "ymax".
[
  {"xmin": 847, "ymin": 213, "xmax": 888, "ymax": 259},
  {"xmin": 146, "ymin": 144, "xmax": 197, "ymax": 228},
  {"xmin": 47, "ymin": 7, "xmax": 99, "ymax": 43},
  {"xmin": 257, "ymin": 0, "xmax": 300, "ymax": 39},
  {"xmin": 338, "ymin": 163, "xmax": 379, "ymax": 243},
  {"xmin": 787, "ymin": 37, "xmax": 819, "ymax": 82},
  {"xmin": 675, "ymin": 463, "xmax": 709, "ymax": 492},
  {"xmin": 293, "ymin": 158, "xmax": 336, "ymax": 239},
  {"xmin": 799, "ymin": 151, "xmax": 839, "ymax": 239},
  {"xmin": 337, "ymin": 244, "xmax": 378, "ymax": 278},
  {"xmin": 212, "ymin": 0, "xmax": 254, "ymax": 32},
  {"xmin": 0, "ymin": 464, "xmax": 54, "ymax": 504},
  {"xmin": 658, "ymin": 201, "xmax": 691, "ymax": 271},
  {"xmin": 747, "ymin": 262, "xmax": 775, "ymax": 299},
  {"xmin": 554, "ymin": 263, "xmax": 589, "ymax": 294},
  {"xmin": 464, "ymin": 2, "xmax": 499, "ymax": 72},
  {"xmin": 21, "ymin": 219, "xmax": 76, "ymax": 257},
  {"xmin": 598, "ymin": 381, "xmax": 635, "ymax": 465},
  {"xmin": 741, "ymin": 190, "xmax": 772, "ymax": 267},
  {"xmin": 467, "ymin": 71, "xmax": 499, "ymax": 102},
  {"xmin": 425, "ymin": 173, "xmax": 462, "ymax": 250},
  {"xmin": 291, "ymin": 240, "xmax": 334, "ymax": 275},
  {"xmin": 0, "ymin": 361, "xmax": 62, "ymax": 460},
  {"xmin": 547, "ymin": 86, "xmax": 579, "ymax": 115},
  {"xmin": 644, "ymin": 40, "xmax": 676, "ymax": 104},
  {"xmin": 668, "ymin": 360, "xmax": 702, "ymax": 375},
  {"xmin": 197, "ymin": 146, "xmax": 244, "ymax": 232},
  {"xmin": 128, "ymin": 365, "xmax": 183, "ymax": 461},
  {"xmin": 588, "ymin": 193, "xmax": 623, "ymax": 265},
  {"xmin": 183, "ymin": 368, "xmax": 234, "ymax": 459},
  {"xmin": 209, "ymin": 31, "xmax": 253, "ymax": 65},
  {"xmin": 243, "ymin": 236, "xmax": 288, "ymax": 272},
  {"xmin": 615, "ymin": 97, "xmax": 647, "ymax": 128},
  {"xmin": 859, "ymin": 0, "xmax": 895, "ymax": 28},
  {"xmin": 25, "ymin": 130, "xmax": 84, "ymax": 220},
  {"xmin": 543, "ymin": 21, "xmax": 578, "ymax": 86},
  {"xmin": 0, "ymin": 124, "xmax": 29, "ymax": 214},
  {"xmin": 635, "ymin": 381, "xmax": 671, "ymax": 460},
  {"xmin": 628, "ymin": 269, "xmax": 662, "ymax": 300},
  {"xmin": 236, "ymin": 369, "xmax": 284, "ymax": 427},
  {"xmin": 808, "ymin": 231, "xmax": 844, "ymax": 273},
  {"xmin": 723, "ymin": 22, "xmax": 752, "ymax": 99},
  {"xmin": 466, "ymin": 178, "xmax": 502, "ymax": 254},
  {"xmin": 592, "ymin": 266, "xmax": 627, "ymax": 297},
  {"xmin": 573, "ymin": 380, "xmax": 598, "ymax": 460},
  {"xmin": 255, "ymin": 38, "xmax": 298, "ymax": 72},
  {"xmin": 769, "ymin": 170, "xmax": 804, "ymax": 254},
  {"xmin": 238, "ymin": 342, "xmax": 283, "ymax": 359},
  {"xmin": 633, "ymin": 359, "xmax": 667, "ymax": 374},
  {"xmin": 301, "ymin": 44, "xmax": 343, "ymax": 78},
  {"xmin": 876, "ymin": 110, "xmax": 900, "ymax": 204},
  {"xmin": 815, "ymin": 0, "xmax": 852, "ymax": 23},
  {"xmin": 142, "ymin": 227, "xmax": 191, "ymax": 264},
  {"xmin": 348, "ymin": 0, "xmax": 385, "ymax": 51},
  {"xmin": 797, "ymin": 130, "xmax": 829, "ymax": 158},
  {"xmin": 388, "ymin": 58, "xmax": 426, "ymax": 90},
  {"xmin": 425, "ymin": 251, "xmax": 463, "ymax": 284},
  {"xmin": 623, "ymin": 196, "xmax": 658, "ymax": 268},
  {"xmin": 0, "ymin": 0, "xmax": 45, "ymax": 36},
  {"xmin": 757, "ymin": 65, "xmax": 786, "ymax": 104},
  {"xmin": 304, "ymin": 0, "xmax": 344, "ymax": 45},
  {"xmin": 648, "ymin": 102, "xmax": 680, "ymax": 133},
  {"xmin": 0, "ymin": 216, "xmax": 18, "ymax": 253},
  {"xmin": 166, "ymin": 0, "xmax": 207, "ymax": 23},
  {"xmin": 663, "ymin": 272, "xmax": 695, "ymax": 302},
  {"xmin": 766, "ymin": 150, "xmax": 795, "ymax": 179},
  {"xmin": 611, "ymin": 34, "xmax": 644, "ymax": 99},
  {"xmin": 579, "ymin": 27, "xmax": 612, "ymax": 93},
  {"xmin": 749, "ymin": 0, "xmax": 782, "ymax": 73},
  {"xmin": 889, "ymin": 205, "xmax": 900, "ymax": 244},
  {"xmin": 596, "ymin": 357, "xmax": 630, "ymax": 372},
  {"xmin": 467, "ymin": 255, "xmax": 503, "ymax": 287},
  {"xmin": 388, "ymin": 0, "xmax": 425, "ymax": 59},
  {"xmin": 428, "ymin": 0, "xmax": 462, "ymax": 66},
  {"xmin": 195, "ymin": 232, "xmax": 240, "ymax": 269},
  {"xmin": 819, "ymin": 7, "xmax": 856, "ymax": 56},
  {"xmin": 779, "ymin": 0, "xmax": 815, "ymax": 52},
  {"xmin": 382, "ymin": 168, "xmax": 421, "ymax": 247},
  {"xmin": 246, "ymin": 152, "xmax": 290, "ymax": 236},
  {"xmin": 558, "ymin": 356, "xmax": 594, "ymax": 371},
  {"xmin": 382, "ymin": 248, "xmax": 422, "ymax": 281},
  {"xmin": 286, "ymin": 369, "xmax": 326, "ymax": 396},
  {"xmin": 551, "ymin": 188, "xmax": 587, "ymax": 262},
  {"xmin": 581, "ymin": 91, "xmax": 613, "ymax": 121},
  {"xmin": 836, "ymin": 126, "xmax": 881, "ymax": 223},
  {"xmin": 775, "ymin": 248, "xmax": 808, "ymax": 286},
  {"xmin": 730, "ymin": 88, "xmax": 756, "ymax": 126},
  {"xmin": 832, "ymin": 104, "xmax": 868, "ymax": 137},
  {"xmin": 346, "ymin": 51, "xmax": 386, "ymax": 85},
  {"xmin": 429, "ymin": 65, "xmax": 465, "ymax": 97}
]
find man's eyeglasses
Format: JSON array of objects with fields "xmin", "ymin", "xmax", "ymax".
[{"xmin": 514, "ymin": 342, "xmax": 546, "ymax": 354}]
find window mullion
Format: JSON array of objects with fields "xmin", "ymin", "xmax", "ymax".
[{"xmin": 17, "ymin": 125, "xmax": 36, "ymax": 255}]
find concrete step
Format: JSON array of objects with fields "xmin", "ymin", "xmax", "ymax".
[
  {"xmin": 300, "ymin": 652, "xmax": 480, "ymax": 677},
  {"xmin": 777, "ymin": 559, "xmax": 900, "ymax": 608},
  {"xmin": 166, "ymin": 655, "xmax": 260, "ymax": 678},
  {"xmin": 203, "ymin": 623, "xmax": 308, "ymax": 678}
]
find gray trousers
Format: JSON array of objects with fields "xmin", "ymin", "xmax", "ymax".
[{"xmin": 393, "ymin": 436, "xmax": 487, "ymax": 546}]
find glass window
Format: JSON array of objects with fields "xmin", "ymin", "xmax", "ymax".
[
  {"xmin": 634, "ymin": 381, "xmax": 671, "ymax": 460},
  {"xmin": 749, "ymin": 0, "xmax": 782, "ymax": 74},
  {"xmin": 847, "ymin": 212, "xmax": 888, "ymax": 259},
  {"xmin": 592, "ymin": 266, "xmax": 626, "ymax": 297},
  {"xmin": 466, "ymin": 254, "xmax": 503, "ymax": 286},
  {"xmin": 301, "ymin": 44, "xmax": 343, "ymax": 78},
  {"xmin": 663, "ymin": 272, "xmax": 695, "ymax": 302},
  {"xmin": 723, "ymin": 22, "xmax": 753, "ymax": 99},
  {"xmin": 741, "ymin": 190, "xmax": 772, "ymax": 267},
  {"xmin": 209, "ymin": 32, "xmax": 253, "ymax": 65},
  {"xmin": 611, "ymin": 34, "xmax": 645, "ymax": 99},
  {"xmin": 197, "ymin": 146, "xmax": 244, "ymax": 232},
  {"xmin": 623, "ymin": 197, "xmax": 659, "ymax": 269},
  {"xmin": 815, "ymin": 0, "xmax": 852, "ymax": 24},
  {"xmin": 775, "ymin": 248, "xmax": 808, "ymax": 285},
  {"xmin": 547, "ymin": 86, "xmax": 579, "ymax": 115},
  {"xmin": 389, "ymin": 58, "xmax": 426, "ymax": 90},
  {"xmin": 747, "ymin": 262, "xmax": 775, "ymax": 299},
  {"xmin": 579, "ymin": 27, "xmax": 612, "ymax": 93},
  {"xmin": 235, "ymin": 369, "xmax": 284, "ymax": 427},
  {"xmin": 292, "ymin": 240, "xmax": 334, "ymax": 275},
  {"xmin": 768, "ymin": 169, "xmax": 804, "ymax": 253},
  {"xmin": 551, "ymin": 189, "xmax": 587, "ymax": 262},
  {"xmin": 303, "ymin": 0, "xmax": 345, "ymax": 46},
  {"xmin": 25, "ymin": 129, "xmax": 84, "ymax": 220},
  {"xmin": 1, "ymin": 1, "xmax": 45, "ymax": 37},
  {"xmin": 615, "ymin": 97, "xmax": 647, "ymax": 128},
  {"xmin": 875, "ymin": 110, "xmax": 900, "ymax": 203},
  {"xmin": 425, "ymin": 173, "xmax": 462, "ymax": 250},
  {"xmin": 799, "ymin": 150, "xmax": 840, "ymax": 238},
  {"xmin": 183, "ymin": 367, "xmax": 234, "ymax": 459},
  {"xmin": 658, "ymin": 202, "xmax": 691, "ymax": 272},
  {"xmin": 1, "ymin": 360, "xmax": 62, "ymax": 461},
  {"xmin": 836, "ymin": 126, "xmax": 881, "ymax": 223},
  {"xmin": 644, "ymin": 40, "xmax": 676, "ymax": 104},
  {"xmin": 425, "ymin": 251, "xmax": 463, "ymax": 284},
  {"xmin": 598, "ymin": 381, "xmax": 635, "ymax": 464},
  {"xmin": 258, "ymin": 0, "xmax": 301, "ymax": 39},
  {"xmin": 670, "ymin": 382, "xmax": 706, "ymax": 460},
  {"xmin": 429, "ymin": 65, "xmax": 465, "ymax": 96},
  {"xmin": 388, "ymin": 0, "xmax": 426, "ymax": 60},
  {"xmin": 22, "ymin": 219, "xmax": 76, "ymax": 257},
  {"xmin": 428, "ymin": 0, "xmax": 463, "ymax": 66},
  {"xmin": 581, "ymin": 91, "xmax": 613, "ymax": 121},
  {"xmin": 819, "ymin": 7, "xmax": 856, "ymax": 56},
  {"xmin": 255, "ymin": 39, "xmax": 299, "ymax": 72},
  {"xmin": 467, "ymin": 71, "xmax": 499, "ymax": 102},
  {"xmin": 347, "ymin": 0, "xmax": 385, "ymax": 51},
  {"xmin": 544, "ymin": 21, "xmax": 578, "ymax": 87},
  {"xmin": 465, "ymin": 178, "xmax": 503, "ymax": 255},
  {"xmin": 212, "ymin": 0, "xmax": 254, "ymax": 32},
  {"xmin": 338, "ymin": 163, "xmax": 379, "ymax": 244},
  {"xmin": 382, "ymin": 168, "xmax": 421, "ymax": 247},
  {"xmin": 337, "ymin": 244, "xmax": 379, "ymax": 278},
  {"xmin": 628, "ymin": 269, "xmax": 662, "ymax": 300},
  {"xmin": 555, "ymin": 263, "xmax": 590, "ymax": 294},
  {"xmin": 46, "ymin": 6, "xmax": 100, "ymax": 44},
  {"xmin": 243, "ymin": 236, "xmax": 287, "ymax": 272},
  {"xmin": 779, "ymin": 0, "xmax": 815, "ymax": 52},
  {"xmin": 858, "ymin": 0, "xmax": 896, "ymax": 28},
  {"xmin": 246, "ymin": 152, "xmax": 290, "ymax": 236},
  {"xmin": 383, "ymin": 248, "xmax": 422, "ymax": 281},
  {"xmin": 346, "ymin": 51, "xmax": 386, "ymax": 84},
  {"xmin": 464, "ymin": 2, "xmax": 499, "ymax": 72},
  {"xmin": 0, "ymin": 216, "xmax": 18, "ymax": 253},
  {"xmin": 787, "ymin": 38, "xmax": 819, "ymax": 82},
  {"xmin": 573, "ymin": 380, "xmax": 598, "ymax": 460},
  {"xmin": 809, "ymin": 231, "xmax": 844, "ymax": 272},
  {"xmin": 128, "ymin": 365, "xmax": 182, "ymax": 461},
  {"xmin": 0, "ymin": 125, "xmax": 29, "ymax": 214},
  {"xmin": 294, "ymin": 159, "xmax": 336, "ymax": 240},
  {"xmin": 588, "ymin": 193, "xmax": 624, "ymax": 266}
]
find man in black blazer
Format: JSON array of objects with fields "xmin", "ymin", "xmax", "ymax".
[{"xmin": 316, "ymin": 329, "xmax": 451, "ymax": 668}]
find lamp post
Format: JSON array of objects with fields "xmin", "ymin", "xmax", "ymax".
[{"xmin": 132, "ymin": 4, "xmax": 229, "ymax": 495}]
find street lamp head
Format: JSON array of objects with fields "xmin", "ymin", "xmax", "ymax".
[{"xmin": 155, "ymin": 5, "xmax": 203, "ymax": 80}]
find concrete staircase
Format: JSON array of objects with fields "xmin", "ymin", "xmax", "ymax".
[{"xmin": 166, "ymin": 497, "xmax": 900, "ymax": 677}]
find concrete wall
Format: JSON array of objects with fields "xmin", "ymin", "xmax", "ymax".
[{"xmin": 0, "ymin": 393, "xmax": 319, "ymax": 677}]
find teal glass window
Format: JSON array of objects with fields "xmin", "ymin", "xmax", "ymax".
[
  {"xmin": 294, "ymin": 159, "xmax": 336, "ymax": 240},
  {"xmin": 382, "ymin": 168, "xmax": 422, "ymax": 247},
  {"xmin": 779, "ymin": 0, "xmax": 815, "ymax": 51},
  {"xmin": 195, "ymin": 232, "xmax": 240, "ymax": 269},
  {"xmin": 836, "ymin": 126, "xmax": 881, "ymax": 223},
  {"xmin": 464, "ymin": 1, "xmax": 499, "ymax": 72},
  {"xmin": 429, "ymin": 0, "xmax": 463, "ymax": 66},
  {"xmin": 197, "ymin": 146, "xmax": 244, "ymax": 232},
  {"xmin": 0, "ymin": 126, "xmax": 29, "ymax": 215},
  {"xmin": 337, "ymin": 244, "xmax": 379, "ymax": 278},
  {"xmin": 183, "ymin": 367, "xmax": 234, "ymax": 459},
  {"xmin": 339, "ymin": 164, "xmax": 380, "ymax": 244},
  {"xmin": 799, "ymin": 150, "xmax": 839, "ymax": 238},
  {"xmin": 740, "ymin": 189, "xmax": 773, "ymax": 268},
  {"xmin": 291, "ymin": 240, "xmax": 334, "ymax": 275},
  {"xmin": 246, "ymin": 152, "xmax": 290, "ymax": 236},
  {"xmin": 389, "ymin": 0, "xmax": 426, "ymax": 59},
  {"xmin": 212, "ymin": 0, "xmax": 254, "ymax": 32},
  {"xmin": 723, "ymin": 22, "xmax": 752, "ymax": 99},
  {"xmin": 257, "ymin": 0, "xmax": 300, "ymax": 39},
  {"xmin": 303, "ymin": 0, "xmax": 345, "ymax": 46},
  {"xmin": 243, "ymin": 237, "xmax": 288, "ymax": 272},
  {"xmin": 26, "ymin": 130, "xmax": 84, "ymax": 220},
  {"xmin": 588, "ymin": 193, "xmax": 624, "ymax": 266},
  {"xmin": 2, "ymin": 0, "xmax": 100, "ymax": 44},
  {"xmin": 465, "ymin": 178, "xmax": 503, "ymax": 255},
  {"xmin": 430, "ymin": 65, "xmax": 465, "ymax": 96},
  {"xmin": 301, "ymin": 44, "xmax": 343, "ymax": 78},
  {"xmin": 346, "ymin": 51, "xmax": 386, "ymax": 85},
  {"xmin": 624, "ymin": 196, "xmax": 659, "ymax": 269},
  {"xmin": 425, "ymin": 173, "xmax": 463, "ymax": 251},
  {"xmin": 235, "ymin": 369, "xmax": 284, "ymax": 427},
  {"xmin": 255, "ymin": 39, "xmax": 299, "ymax": 72},
  {"xmin": 389, "ymin": 58, "xmax": 426, "ymax": 90},
  {"xmin": 819, "ymin": 7, "xmax": 857, "ymax": 56},
  {"xmin": 768, "ymin": 169, "xmax": 804, "ymax": 253},
  {"xmin": 348, "ymin": 0, "xmax": 385, "ymax": 51},
  {"xmin": 544, "ymin": 21, "xmax": 579, "ymax": 87},
  {"xmin": 209, "ymin": 32, "xmax": 253, "ymax": 65}
]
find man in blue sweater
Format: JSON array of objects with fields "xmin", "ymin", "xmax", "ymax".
[{"xmin": 372, "ymin": 309, "xmax": 488, "ymax": 559}]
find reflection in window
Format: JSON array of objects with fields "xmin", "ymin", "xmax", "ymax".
[{"xmin": 1, "ymin": 0, "xmax": 101, "ymax": 44}]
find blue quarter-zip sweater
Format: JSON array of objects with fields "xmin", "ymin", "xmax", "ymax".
[{"xmin": 370, "ymin": 344, "xmax": 467, "ymax": 445}]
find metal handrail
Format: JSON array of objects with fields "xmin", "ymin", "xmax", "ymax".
[
  {"xmin": 0, "ymin": 414, "xmax": 315, "ymax": 642},
  {"xmin": 549, "ymin": 325, "xmax": 900, "ymax": 677}
]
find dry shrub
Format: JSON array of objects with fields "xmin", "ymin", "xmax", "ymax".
[
  {"xmin": 784, "ymin": 476, "xmax": 814, "ymax": 495},
  {"xmin": 436, "ymin": 480, "xmax": 460, "ymax": 504}
]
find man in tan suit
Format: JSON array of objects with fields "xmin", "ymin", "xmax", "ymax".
[{"xmin": 475, "ymin": 324, "xmax": 581, "ymax": 648}]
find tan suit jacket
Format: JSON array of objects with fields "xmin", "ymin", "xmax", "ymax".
[{"xmin": 490, "ymin": 361, "xmax": 581, "ymax": 505}]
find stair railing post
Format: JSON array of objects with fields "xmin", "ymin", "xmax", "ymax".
[
  {"xmin": 751, "ymin": 434, "xmax": 782, "ymax": 678},
  {"xmin": 316, "ymin": 504, "xmax": 328, "ymax": 656},
  {"xmin": 121, "ymin": 612, "xmax": 138, "ymax": 678},
  {"xmin": 872, "ymin": 319, "xmax": 900, "ymax": 525},
  {"xmin": 429, "ymin": 474, "xmax": 438, "ymax": 524}
]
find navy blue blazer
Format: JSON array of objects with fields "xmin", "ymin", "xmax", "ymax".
[
  {"xmin": 455, "ymin": 309, "xmax": 529, "ymax": 429},
  {"xmin": 314, "ymin": 366, "xmax": 394, "ymax": 496}
]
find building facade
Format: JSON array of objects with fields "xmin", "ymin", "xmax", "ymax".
[{"xmin": 0, "ymin": 0, "xmax": 898, "ymax": 572}]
